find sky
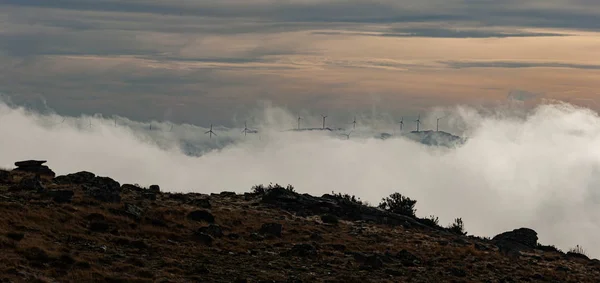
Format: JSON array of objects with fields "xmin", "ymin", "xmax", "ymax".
[{"xmin": 2, "ymin": 0, "xmax": 600, "ymax": 126}]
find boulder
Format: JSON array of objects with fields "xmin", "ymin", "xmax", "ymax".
[
  {"xmin": 0, "ymin": 170, "xmax": 11, "ymax": 182},
  {"xmin": 187, "ymin": 210, "xmax": 215, "ymax": 223},
  {"xmin": 12, "ymin": 160, "xmax": 55, "ymax": 177},
  {"xmin": 259, "ymin": 223, "xmax": 283, "ymax": 237},
  {"xmin": 15, "ymin": 160, "xmax": 47, "ymax": 167},
  {"xmin": 46, "ymin": 190, "xmax": 74, "ymax": 203},
  {"xmin": 198, "ymin": 224, "xmax": 223, "ymax": 238},
  {"xmin": 492, "ymin": 228, "xmax": 538, "ymax": 254},
  {"xmin": 148, "ymin": 185, "xmax": 160, "ymax": 193},
  {"xmin": 281, "ymin": 244, "xmax": 317, "ymax": 257},
  {"xmin": 19, "ymin": 175, "xmax": 45, "ymax": 191},
  {"xmin": 84, "ymin": 185, "xmax": 121, "ymax": 203}
]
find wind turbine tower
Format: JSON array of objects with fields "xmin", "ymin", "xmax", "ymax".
[
  {"xmin": 321, "ymin": 115, "xmax": 328, "ymax": 130},
  {"xmin": 242, "ymin": 121, "xmax": 250, "ymax": 137},
  {"xmin": 436, "ymin": 116, "xmax": 445, "ymax": 132},
  {"xmin": 205, "ymin": 124, "xmax": 217, "ymax": 139},
  {"xmin": 352, "ymin": 116, "xmax": 357, "ymax": 129},
  {"xmin": 415, "ymin": 115, "xmax": 421, "ymax": 132},
  {"xmin": 297, "ymin": 116, "xmax": 302, "ymax": 130},
  {"xmin": 399, "ymin": 117, "xmax": 404, "ymax": 132}
]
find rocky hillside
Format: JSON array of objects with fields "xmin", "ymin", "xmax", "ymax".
[{"xmin": 1, "ymin": 161, "xmax": 600, "ymax": 283}]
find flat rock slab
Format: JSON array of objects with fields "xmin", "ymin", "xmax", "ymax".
[{"xmin": 15, "ymin": 160, "xmax": 47, "ymax": 167}]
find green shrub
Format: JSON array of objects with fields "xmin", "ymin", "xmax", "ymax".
[
  {"xmin": 378, "ymin": 192, "xmax": 417, "ymax": 217},
  {"xmin": 251, "ymin": 183, "xmax": 295, "ymax": 195},
  {"xmin": 447, "ymin": 218, "xmax": 466, "ymax": 235}
]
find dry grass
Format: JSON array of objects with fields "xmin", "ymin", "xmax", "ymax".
[{"xmin": 1, "ymin": 171, "xmax": 600, "ymax": 282}]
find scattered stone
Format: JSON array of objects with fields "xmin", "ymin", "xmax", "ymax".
[
  {"xmin": 189, "ymin": 198, "xmax": 211, "ymax": 209},
  {"xmin": 89, "ymin": 221, "xmax": 110, "ymax": 232},
  {"xmin": 86, "ymin": 213, "xmax": 105, "ymax": 222},
  {"xmin": 249, "ymin": 233, "xmax": 265, "ymax": 242},
  {"xmin": 194, "ymin": 232, "xmax": 214, "ymax": 246},
  {"xmin": 83, "ymin": 185, "xmax": 121, "ymax": 203},
  {"xmin": 320, "ymin": 214, "xmax": 339, "ymax": 225},
  {"xmin": 198, "ymin": 224, "xmax": 223, "ymax": 238},
  {"xmin": 219, "ymin": 191, "xmax": 237, "ymax": 197},
  {"xmin": 282, "ymin": 243, "xmax": 317, "ymax": 257},
  {"xmin": 148, "ymin": 185, "xmax": 160, "ymax": 193},
  {"xmin": 0, "ymin": 170, "xmax": 9, "ymax": 182},
  {"xmin": 187, "ymin": 210, "xmax": 215, "ymax": 223},
  {"xmin": 142, "ymin": 192, "xmax": 157, "ymax": 201},
  {"xmin": 396, "ymin": 249, "xmax": 420, "ymax": 266},
  {"xmin": 13, "ymin": 160, "xmax": 56, "ymax": 177},
  {"xmin": 309, "ymin": 232, "xmax": 323, "ymax": 241},
  {"xmin": 54, "ymin": 171, "xmax": 96, "ymax": 184},
  {"xmin": 19, "ymin": 175, "xmax": 45, "ymax": 191},
  {"xmin": 6, "ymin": 232, "xmax": 25, "ymax": 241},
  {"xmin": 329, "ymin": 244, "xmax": 346, "ymax": 252},
  {"xmin": 22, "ymin": 247, "xmax": 51, "ymax": 263},
  {"xmin": 121, "ymin": 184, "xmax": 143, "ymax": 192},
  {"xmin": 360, "ymin": 255, "xmax": 384, "ymax": 270},
  {"xmin": 567, "ymin": 251, "xmax": 590, "ymax": 260},
  {"xmin": 448, "ymin": 267, "xmax": 467, "ymax": 277},
  {"xmin": 123, "ymin": 203, "xmax": 143, "ymax": 220},
  {"xmin": 46, "ymin": 190, "xmax": 74, "ymax": 203},
  {"xmin": 259, "ymin": 223, "xmax": 283, "ymax": 237}
]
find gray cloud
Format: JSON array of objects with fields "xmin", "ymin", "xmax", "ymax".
[
  {"xmin": 443, "ymin": 61, "xmax": 600, "ymax": 70},
  {"xmin": 1, "ymin": 0, "xmax": 600, "ymax": 125}
]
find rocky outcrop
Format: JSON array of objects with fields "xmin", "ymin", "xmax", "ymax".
[
  {"xmin": 54, "ymin": 171, "xmax": 121, "ymax": 203},
  {"xmin": 492, "ymin": 228, "xmax": 538, "ymax": 254},
  {"xmin": 260, "ymin": 187, "xmax": 429, "ymax": 229},
  {"xmin": 12, "ymin": 160, "xmax": 56, "ymax": 177}
]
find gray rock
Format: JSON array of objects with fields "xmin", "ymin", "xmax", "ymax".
[
  {"xmin": 46, "ymin": 190, "xmax": 74, "ymax": 203},
  {"xmin": 19, "ymin": 175, "xmax": 45, "ymax": 191},
  {"xmin": 259, "ymin": 223, "xmax": 283, "ymax": 237},
  {"xmin": 198, "ymin": 224, "xmax": 223, "ymax": 238},
  {"xmin": 492, "ymin": 228, "xmax": 538, "ymax": 254},
  {"xmin": 187, "ymin": 210, "xmax": 215, "ymax": 223},
  {"xmin": 15, "ymin": 160, "xmax": 46, "ymax": 167},
  {"xmin": 148, "ymin": 185, "xmax": 160, "ymax": 193}
]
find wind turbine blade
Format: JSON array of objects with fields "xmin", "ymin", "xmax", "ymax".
[{"xmin": 205, "ymin": 131, "xmax": 210, "ymax": 134}]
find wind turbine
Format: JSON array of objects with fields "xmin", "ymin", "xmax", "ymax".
[
  {"xmin": 436, "ymin": 116, "xmax": 446, "ymax": 132},
  {"xmin": 242, "ymin": 121, "xmax": 250, "ymax": 137},
  {"xmin": 342, "ymin": 130, "xmax": 353, "ymax": 140},
  {"xmin": 205, "ymin": 124, "xmax": 216, "ymax": 139},
  {"xmin": 321, "ymin": 114, "xmax": 328, "ymax": 130},
  {"xmin": 297, "ymin": 116, "xmax": 302, "ymax": 130},
  {"xmin": 399, "ymin": 117, "xmax": 404, "ymax": 132},
  {"xmin": 352, "ymin": 116, "xmax": 357, "ymax": 129},
  {"xmin": 415, "ymin": 115, "xmax": 421, "ymax": 132}
]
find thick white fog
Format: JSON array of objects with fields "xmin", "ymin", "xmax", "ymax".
[{"xmin": 1, "ymin": 99, "xmax": 600, "ymax": 258}]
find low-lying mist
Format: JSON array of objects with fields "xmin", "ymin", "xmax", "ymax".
[{"xmin": 1, "ymin": 99, "xmax": 600, "ymax": 258}]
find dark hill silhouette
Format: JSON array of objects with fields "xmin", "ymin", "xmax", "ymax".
[
  {"xmin": 402, "ymin": 130, "xmax": 466, "ymax": 147},
  {"xmin": 1, "ymin": 161, "xmax": 599, "ymax": 282}
]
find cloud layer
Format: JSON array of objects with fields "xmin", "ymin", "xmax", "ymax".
[{"xmin": 2, "ymin": 99, "xmax": 600, "ymax": 258}]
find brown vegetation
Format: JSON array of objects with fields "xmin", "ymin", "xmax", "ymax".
[{"xmin": 1, "ymin": 168, "xmax": 600, "ymax": 282}]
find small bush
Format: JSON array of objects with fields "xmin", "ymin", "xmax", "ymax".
[
  {"xmin": 447, "ymin": 218, "xmax": 466, "ymax": 236},
  {"xmin": 418, "ymin": 215, "xmax": 440, "ymax": 228},
  {"xmin": 251, "ymin": 183, "xmax": 295, "ymax": 195},
  {"xmin": 378, "ymin": 192, "xmax": 417, "ymax": 217},
  {"xmin": 537, "ymin": 243, "xmax": 563, "ymax": 253},
  {"xmin": 568, "ymin": 245, "xmax": 587, "ymax": 256},
  {"xmin": 329, "ymin": 191, "xmax": 364, "ymax": 206}
]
